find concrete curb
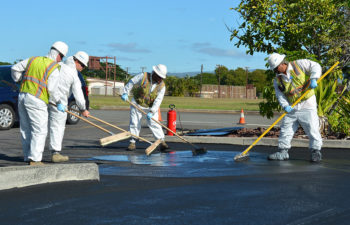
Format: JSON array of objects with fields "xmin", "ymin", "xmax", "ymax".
[
  {"xmin": 0, "ymin": 163, "xmax": 99, "ymax": 191},
  {"xmin": 164, "ymin": 136, "xmax": 349, "ymax": 149}
]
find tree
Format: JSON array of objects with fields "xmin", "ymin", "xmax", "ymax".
[
  {"xmin": 229, "ymin": 67, "xmax": 246, "ymax": 86},
  {"xmin": 193, "ymin": 72, "xmax": 218, "ymax": 84},
  {"xmin": 249, "ymin": 69, "xmax": 268, "ymax": 97},
  {"xmin": 215, "ymin": 65, "xmax": 229, "ymax": 84},
  {"xmin": 230, "ymin": 0, "xmax": 347, "ymax": 64},
  {"xmin": 82, "ymin": 63, "xmax": 128, "ymax": 82},
  {"xmin": 0, "ymin": 61, "xmax": 11, "ymax": 65},
  {"xmin": 230, "ymin": 0, "xmax": 350, "ymax": 135},
  {"xmin": 184, "ymin": 75, "xmax": 200, "ymax": 97},
  {"xmin": 165, "ymin": 76, "xmax": 186, "ymax": 96}
]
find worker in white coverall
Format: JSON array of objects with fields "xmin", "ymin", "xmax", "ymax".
[
  {"xmin": 267, "ymin": 53, "xmax": 323, "ymax": 162},
  {"xmin": 11, "ymin": 41, "xmax": 68, "ymax": 166},
  {"xmin": 121, "ymin": 64, "xmax": 169, "ymax": 151},
  {"xmin": 48, "ymin": 51, "xmax": 90, "ymax": 163}
]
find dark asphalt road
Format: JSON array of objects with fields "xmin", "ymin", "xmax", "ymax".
[{"xmin": 0, "ymin": 110, "xmax": 350, "ymax": 225}]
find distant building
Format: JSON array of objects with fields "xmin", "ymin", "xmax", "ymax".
[{"xmin": 86, "ymin": 78, "xmax": 124, "ymax": 96}]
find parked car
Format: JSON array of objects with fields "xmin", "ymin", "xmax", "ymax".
[
  {"xmin": 66, "ymin": 70, "xmax": 90, "ymax": 124},
  {"xmin": 0, "ymin": 65, "xmax": 19, "ymax": 130},
  {"xmin": 0, "ymin": 65, "xmax": 89, "ymax": 129}
]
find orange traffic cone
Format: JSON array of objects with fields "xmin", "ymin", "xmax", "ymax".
[
  {"xmin": 237, "ymin": 109, "xmax": 246, "ymax": 124},
  {"xmin": 158, "ymin": 108, "xmax": 162, "ymax": 121}
]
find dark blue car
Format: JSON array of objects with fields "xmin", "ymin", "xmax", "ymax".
[
  {"xmin": 0, "ymin": 65, "xmax": 89, "ymax": 130},
  {"xmin": 0, "ymin": 65, "xmax": 19, "ymax": 130}
]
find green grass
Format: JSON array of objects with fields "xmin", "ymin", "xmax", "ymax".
[{"xmin": 89, "ymin": 95, "xmax": 262, "ymax": 111}]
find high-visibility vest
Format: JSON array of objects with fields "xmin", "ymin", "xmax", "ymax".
[
  {"xmin": 20, "ymin": 56, "xmax": 60, "ymax": 104},
  {"xmin": 276, "ymin": 61, "xmax": 315, "ymax": 104},
  {"xmin": 132, "ymin": 72, "xmax": 165, "ymax": 107}
]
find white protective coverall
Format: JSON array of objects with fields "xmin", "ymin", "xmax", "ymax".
[
  {"xmin": 123, "ymin": 73, "xmax": 165, "ymax": 143},
  {"xmin": 11, "ymin": 50, "xmax": 61, "ymax": 162},
  {"xmin": 273, "ymin": 59, "xmax": 323, "ymax": 151},
  {"xmin": 48, "ymin": 56, "xmax": 86, "ymax": 152}
]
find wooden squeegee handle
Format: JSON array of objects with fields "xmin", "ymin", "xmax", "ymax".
[
  {"xmin": 88, "ymin": 115, "xmax": 152, "ymax": 144},
  {"xmin": 50, "ymin": 103, "xmax": 113, "ymax": 135},
  {"xmin": 240, "ymin": 61, "xmax": 339, "ymax": 156}
]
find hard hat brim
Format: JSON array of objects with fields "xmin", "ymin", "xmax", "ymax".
[{"xmin": 152, "ymin": 65, "xmax": 166, "ymax": 79}]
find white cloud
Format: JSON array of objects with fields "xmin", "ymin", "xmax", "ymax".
[
  {"xmin": 191, "ymin": 42, "xmax": 243, "ymax": 58},
  {"xmin": 107, "ymin": 42, "xmax": 151, "ymax": 53}
]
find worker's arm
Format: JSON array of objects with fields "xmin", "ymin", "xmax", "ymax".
[
  {"xmin": 296, "ymin": 59, "xmax": 322, "ymax": 80},
  {"xmin": 47, "ymin": 68, "xmax": 61, "ymax": 104},
  {"xmin": 11, "ymin": 58, "xmax": 29, "ymax": 82},
  {"xmin": 71, "ymin": 72, "xmax": 86, "ymax": 111},
  {"xmin": 273, "ymin": 78, "xmax": 290, "ymax": 109},
  {"xmin": 122, "ymin": 73, "xmax": 143, "ymax": 95}
]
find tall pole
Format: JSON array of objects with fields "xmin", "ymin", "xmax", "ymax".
[
  {"xmin": 105, "ymin": 56, "xmax": 108, "ymax": 96},
  {"xmin": 200, "ymin": 64, "xmax": 203, "ymax": 97},
  {"xmin": 113, "ymin": 56, "xmax": 116, "ymax": 97},
  {"xmin": 141, "ymin": 66, "xmax": 146, "ymax": 73},
  {"xmin": 245, "ymin": 67, "xmax": 249, "ymax": 99},
  {"xmin": 125, "ymin": 67, "xmax": 129, "ymax": 81}
]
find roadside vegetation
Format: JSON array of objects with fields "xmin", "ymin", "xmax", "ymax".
[
  {"xmin": 229, "ymin": 0, "xmax": 350, "ymax": 136},
  {"xmin": 89, "ymin": 95, "xmax": 262, "ymax": 111}
]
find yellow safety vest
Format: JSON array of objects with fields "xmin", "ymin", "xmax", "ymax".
[
  {"xmin": 20, "ymin": 56, "xmax": 60, "ymax": 104},
  {"xmin": 276, "ymin": 61, "xmax": 314, "ymax": 104},
  {"xmin": 132, "ymin": 72, "xmax": 165, "ymax": 107}
]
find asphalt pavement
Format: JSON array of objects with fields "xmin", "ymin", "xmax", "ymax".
[{"xmin": 0, "ymin": 109, "xmax": 350, "ymax": 224}]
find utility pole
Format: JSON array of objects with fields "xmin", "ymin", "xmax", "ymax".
[
  {"xmin": 245, "ymin": 67, "xmax": 249, "ymax": 99},
  {"xmin": 125, "ymin": 67, "xmax": 129, "ymax": 81},
  {"xmin": 200, "ymin": 64, "xmax": 203, "ymax": 97},
  {"xmin": 140, "ymin": 66, "xmax": 146, "ymax": 73}
]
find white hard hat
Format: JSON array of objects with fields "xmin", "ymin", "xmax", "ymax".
[
  {"xmin": 268, "ymin": 53, "xmax": 286, "ymax": 70},
  {"xmin": 74, "ymin": 51, "xmax": 89, "ymax": 67},
  {"xmin": 152, "ymin": 64, "xmax": 167, "ymax": 79},
  {"xmin": 51, "ymin": 41, "xmax": 68, "ymax": 56}
]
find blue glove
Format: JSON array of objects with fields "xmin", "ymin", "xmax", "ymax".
[
  {"xmin": 284, "ymin": 106, "xmax": 293, "ymax": 113},
  {"xmin": 310, "ymin": 79, "xmax": 317, "ymax": 89},
  {"xmin": 147, "ymin": 112, "xmax": 154, "ymax": 120},
  {"xmin": 57, "ymin": 103, "xmax": 66, "ymax": 112},
  {"xmin": 121, "ymin": 93, "xmax": 128, "ymax": 101}
]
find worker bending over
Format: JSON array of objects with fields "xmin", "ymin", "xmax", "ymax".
[
  {"xmin": 11, "ymin": 41, "xmax": 68, "ymax": 165},
  {"xmin": 48, "ymin": 51, "xmax": 90, "ymax": 163},
  {"xmin": 267, "ymin": 53, "xmax": 323, "ymax": 162},
  {"xmin": 121, "ymin": 64, "xmax": 169, "ymax": 151}
]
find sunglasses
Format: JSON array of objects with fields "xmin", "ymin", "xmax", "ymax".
[{"xmin": 78, "ymin": 61, "xmax": 85, "ymax": 68}]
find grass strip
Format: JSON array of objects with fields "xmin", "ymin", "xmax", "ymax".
[{"xmin": 89, "ymin": 95, "xmax": 262, "ymax": 111}]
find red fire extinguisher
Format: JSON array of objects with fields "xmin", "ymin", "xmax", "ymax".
[{"xmin": 167, "ymin": 104, "xmax": 176, "ymax": 136}]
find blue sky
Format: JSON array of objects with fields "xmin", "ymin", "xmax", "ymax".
[{"xmin": 0, "ymin": 0, "xmax": 268, "ymax": 74}]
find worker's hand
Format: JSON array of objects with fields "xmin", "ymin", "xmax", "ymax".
[
  {"xmin": 147, "ymin": 112, "xmax": 153, "ymax": 120},
  {"xmin": 310, "ymin": 79, "xmax": 317, "ymax": 89},
  {"xmin": 57, "ymin": 103, "xmax": 66, "ymax": 112},
  {"xmin": 121, "ymin": 93, "xmax": 128, "ymax": 102},
  {"xmin": 284, "ymin": 106, "xmax": 293, "ymax": 113},
  {"xmin": 82, "ymin": 110, "xmax": 90, "ymax": 117}
]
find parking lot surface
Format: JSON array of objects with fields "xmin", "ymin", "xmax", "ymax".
[{"xmin": 0, "ymin": 110, "xmax": 350, "ymax": 224}]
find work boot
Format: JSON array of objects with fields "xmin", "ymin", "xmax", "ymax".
[
  {"xmin": 127, "ymin": 142, "xmax": 136, "ymax": 151},
  {"xmin": 159, "ymin": 141, "xmax": 169, "ymax": 152},
  {"xmin": 52, "ymin": 153, "xmax": 69, "ymax": 163},
  {"xmin": 310, "ymin": 150, "xmax": 322, "ymax": 163},
  {"xmin": 268, "ymin": 149, "xmax": 289, "ymax": 161},
  {"xmin": 29, "ymin": 161, "xmax": 45, "ymax": 166}
]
